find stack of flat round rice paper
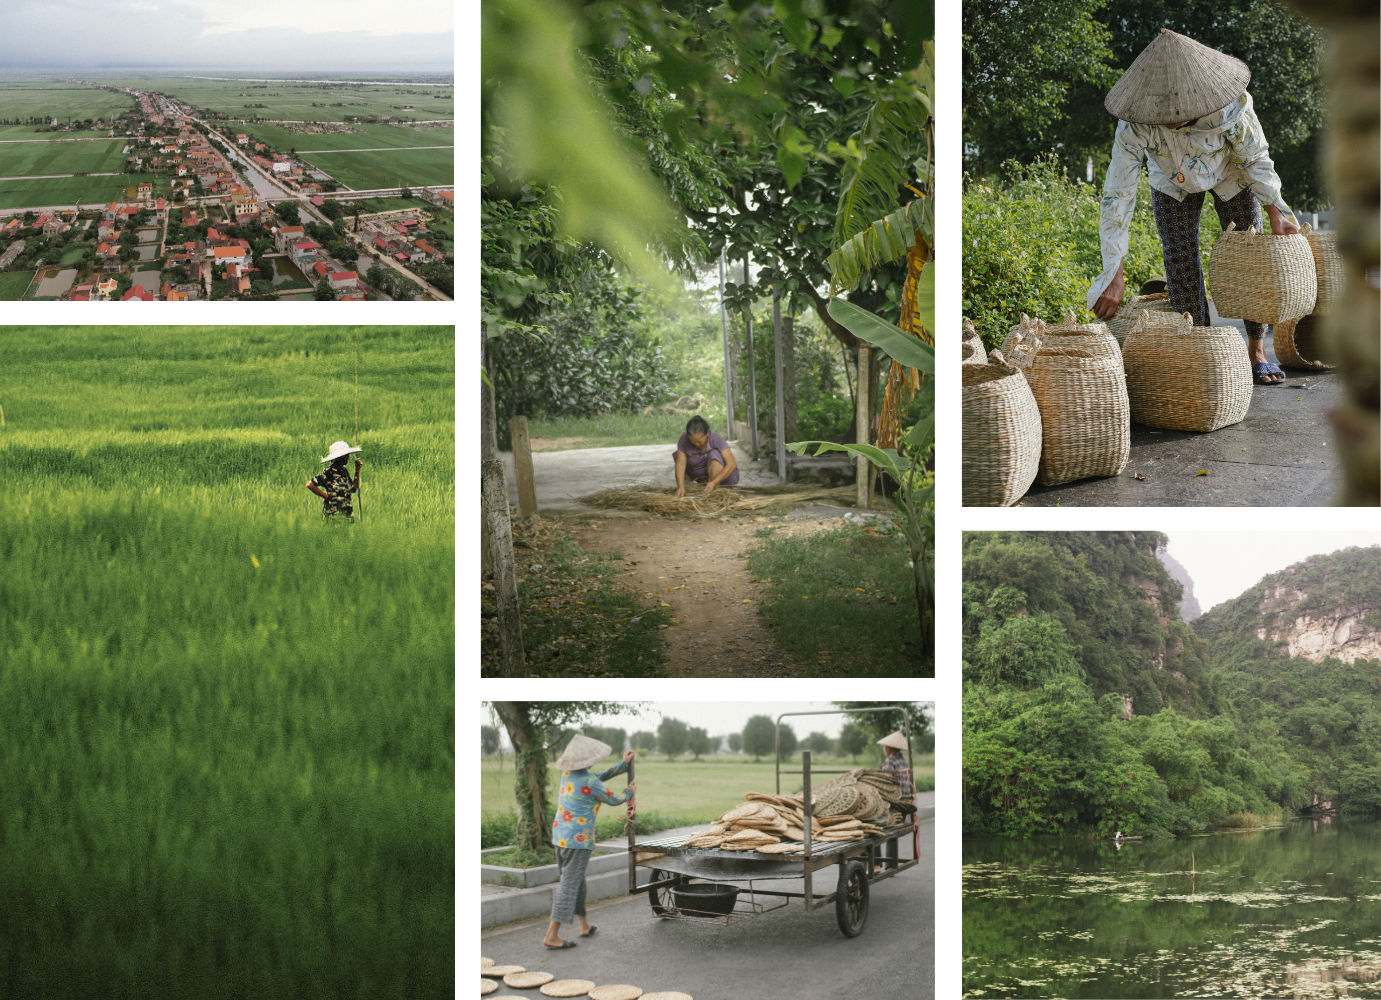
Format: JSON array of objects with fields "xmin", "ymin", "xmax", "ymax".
[
  {"xmin": 810, "ymin": 783, "xmax": 861, "ymax": 818},
  {"xmin": 719, "ymin": 828, "xmax": 780, "ymax": 851},
  {"xmin": 540, "ymin": 981, "xmax": 596, "ymax": 997}
]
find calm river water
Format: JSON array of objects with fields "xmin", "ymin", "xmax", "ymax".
[{"xmin": 964, "ymin": 820, "xmax": 1381, "ymax": 998}]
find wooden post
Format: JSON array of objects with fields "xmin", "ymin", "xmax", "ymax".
[
  {"xmin": 782, "ymin": 306, "xmax": 797, "ymax": 447},
  {"xmin": 802, "ymin": 749, "xmax": 813, "ymax": 911},
  {"xmin": 626, "ymin": 755, "xmax": 637, "ymax": 893},
  {"xmin": 481, "ymin": 459, "xmax": 526, "ymax": 676},
  {"xmin": 773, "ymin": 285, "xmax": 787, "ymax": 482},
  {"xmin": 855, "ymin": 345, "xmax": 871, "ymax": 509},
  {"xmin": 719, "ymin": 248, "xmax": 735, "ymax": 433},
  {"xmin": 509, "ymin": 415, "xmax": 539, "ymax": 519},
  {"xmin": 743, "ymin": 256, "xmax": 759, "ymax": 459}
]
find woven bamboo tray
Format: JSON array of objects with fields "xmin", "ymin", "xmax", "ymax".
[
  {"xmin": 1025, "ymin": 347, "xmax": 1131, "ymax": 486},
  {"xmin": 1107, "ymin": 292, "xmax": 1176, "ymax": 345},
  {"xmin": 1208, "ymin": 221, "xmax": 1316, "ymax": 324},
  {"xmin": 1006, "ymin": 308, "xmax": 1122, "ymax": 365},
  {"xmin": 1273, "ymin": 313, "xmax": 1332, "ymax": 370},
  {"xmin": 962, "ymin": 318, "xmax": 987, "ymax": 365},
  {"xmin": 1301, "ymin": 223, "xmax": 1344, "ymax": 316},
  {"xmin": 962, "ymin": 351, "xmax": 1043, "ymax": 506},
  {"xmin": 1122, "ymin": 321, "xmax": 1252, "ymax": 432}
]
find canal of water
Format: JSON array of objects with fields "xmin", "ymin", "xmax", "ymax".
[{"xmin": 964, "ymin": 819, "xmax": 1381, "ymax": 998}]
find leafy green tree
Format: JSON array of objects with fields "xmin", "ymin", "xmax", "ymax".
[
  {"xmin": 778, "ymin": 723, "xmax": 799, "ymax": 761},
  {"xmin": 687, "ymin": 726, "xmax": 710, "ymax": 761},
  {"xmin": 839, "ymin": 722, "xmax": 868, "ymax": 763},
  {"xmin": 741, "ymin": 715, "xmax": 776, "ymax": 762},
  {"xmin": 971, "ymin": 613, "xmax": 1083, "ymax": 690},
  {"xmin": 481, "ymin": 725, "xmax": 501, "ymax": 756},
  {"xmin": 631, "ymin": 730, "xmax": 656, "ymax": 754},
  {"xmin": 708, "ymin": 735, "xmax": 722, "ymax": 755},
  {"xmin": 806, "ymin": 732, "xmax": 834, "ymax": 757},
  {"xmin": 726, "ymin": 732, "xmax": 742, "ymax": 754},
  {"xmin": 657, "ymin": 717, "xmax": 689, "ymax": 760},
  {"xmin": 313, "ymin": 280, "xmax": 334, "ymax": 300}
]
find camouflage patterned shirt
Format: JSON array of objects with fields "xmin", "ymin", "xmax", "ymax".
[{"xmin": 311, "ymin": 463, "xmax": 355, "ymax": 517}]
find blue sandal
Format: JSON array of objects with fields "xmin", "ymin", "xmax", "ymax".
[{"xmin": 1252, "ymin": 362, "xmax": 1285, "ymax": 385}]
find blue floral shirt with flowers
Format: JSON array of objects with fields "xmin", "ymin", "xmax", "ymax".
[{"xmin": 551, "ymin": 760, "xmax": 631, "ymax": 851}]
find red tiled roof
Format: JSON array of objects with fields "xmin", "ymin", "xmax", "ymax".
[{"xmin": 330, "ymin": 271, "xmax": 356, "ymax": 281}]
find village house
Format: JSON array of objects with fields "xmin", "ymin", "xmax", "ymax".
[
  {"xmin": 212, "ymin": 244, "xmax": 248, "ymax": 267},
  {"xmin": 121, "ymin": 285, "xmax": 154, "ymax": 301},
  {"xmin": 0, "ymin": 240, "xmax": 26, "ymax": 270},
  {"xmin": 329, "ymin": 271, "xmax": 358, "ymax": 290},
  {"xmin": 273, "ymin": 225, "xmax": 305, "ymax": 253},
  {"xmin": 96, "ymin": 278, "xmax": 118, "ymax": 299}
]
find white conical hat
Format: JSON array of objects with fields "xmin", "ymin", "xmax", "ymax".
[
  {"xmin": 320, "ymin": 440, "xmax": 362, "ymax": 463},
  {"xmin": 1105, "ymin": 28, "xmax": 1250, "ymax": 124},
  {"xmin": 555, "ymin": 734, "xmax": 613, "ymax": 771},
  {"xmin": 877, "ymin": 730, "xmax": 909, "ymax": 751}
]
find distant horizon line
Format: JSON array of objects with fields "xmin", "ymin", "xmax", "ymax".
[{"xmin": 0, "ymin": 69, "xmax": 453, "ymax": 78}]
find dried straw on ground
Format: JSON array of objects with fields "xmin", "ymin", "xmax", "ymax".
[{"xmin": 576, "ymin": 484, "xmax": 858, "ymax": 519}]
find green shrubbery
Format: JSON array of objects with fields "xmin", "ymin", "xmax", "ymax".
[{"xmin": 962, "ymin": 157, "xmax": 1221, "ymax": 351}]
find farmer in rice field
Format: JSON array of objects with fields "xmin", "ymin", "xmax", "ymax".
[
  {"xmin": 673, "ymin": 414, "xmax": 739, "ymax": 498},
  {"xmin": 1088, "ymin": 28, "xmax": 1300, "ymax": 385},
  {"xmin": 307, "ymin": 440, "xmax": 362, "ymax": 520},
  {"xmin": 543, "ymin": 735, "xmax": 635, "ymax": 950}
]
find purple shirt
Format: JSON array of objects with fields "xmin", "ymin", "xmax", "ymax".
[{"xmin": 675, "ymin": 431, "xmax": 738, "ymax": 484}]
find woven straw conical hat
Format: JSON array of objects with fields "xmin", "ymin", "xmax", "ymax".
[
  {"xmin": 1105, "ymin": 28, "xmax": 1249, "ymax": 124},
  {"xmin": 555, "ymin": 734, "xmax": 613, "ymax": 771}
]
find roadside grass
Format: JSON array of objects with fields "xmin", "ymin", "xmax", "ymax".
[
  {"xmin": 0, "ymin": 270, "xmax": 33, "ymax": 300},
  {"xmin": 524, "ymin": 407, "xmax": 729, "ymax": 451},
  {"xmin": 480, "ymin": 807, "xmax": 697, "ymax": 851},
  {"xmin": 480, "ymin": 518, "xmax": 672, "ymax": 676},
  {"xmin": 0, "ymin": 326, "xmax": 454, "ymax": 998},
  {"xmin": 746, "ymin": 524, "xmax": 928, "ymax": 676},
  {"xmin": 0, "ymin": 137, "xmax": 129, "ymax": 177},
  {"xmin": 0, "ymin": 172, "xmax": 163, "ymax": 210},
  {"xmin": 299, "ymin": 146, "xmax": 452, "ymax": 190},
  {"xmin": 480, "ymin": 754, "xmax": 937, "ymax": 829},
  {"xmin": 243, "ymin": 123, "xmax": 454, "ymax": 153}
]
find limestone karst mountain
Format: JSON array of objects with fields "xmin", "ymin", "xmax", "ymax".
[
  {"xmin": 1155, "ymin": 546, "xmax": 1202, "ymax": 621},
  {"xmin": 1193, "ymin": 545, "xmax": 1381, "ymax": 663}
]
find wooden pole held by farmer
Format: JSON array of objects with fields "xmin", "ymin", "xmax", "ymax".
[
  {"xmin": 481, "ymin": 459, "xmax": 526, "ymax": 676},
  {"xmin": 855, "ymin": 345, "xmax": 872, "ymax": 509},
  {"xmin": 773, "ymin": 284, "xmax": 787, "ymax": 483},
  {"xmin": 509, "ymin": 416, "xmax": 539, "ymax": 519}
]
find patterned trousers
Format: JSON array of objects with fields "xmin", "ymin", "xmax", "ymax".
[
  {"xmin": 1151, "ymin": 187, "xmax": 1266, "ymax": 340},
  {"xmin": 550, "ymin": 847, "xmax": 590, "ymax": 924}
]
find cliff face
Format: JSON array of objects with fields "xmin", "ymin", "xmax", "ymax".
[
  {"xmin": 1194, "ymin": 546, "xmax": 1381, "ymax": 664},
  {"xmin": 1156, "ymin": 547, "xmax": 1202, "ymax": 621}
]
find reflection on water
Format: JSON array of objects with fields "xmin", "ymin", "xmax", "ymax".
[
  {"xmin": 964, "ymin": 820, "xmax": 1381, "ymax": 998},
  {"xmin": 269, "ymin": 257, "xmax": 309, "ymax": 285}
]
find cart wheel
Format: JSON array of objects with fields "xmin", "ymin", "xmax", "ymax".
[
  {"xmin": 835, "ymin": 860, "xmax": 870, "ymax": 938},
  {"xmin": 647, "ymin": 869, "xmax": 674, "ymax": 917}
]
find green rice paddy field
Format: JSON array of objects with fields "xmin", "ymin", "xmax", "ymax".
[
  {"xmin": 243, "ymin": 122, "xmax": 454, "ymax": 152},
  {"xmin": 301, "ymin": 146, "xmax": 453, "ymax": 190},
  {"xmin": 90, "ymin": 77, "xmax": 454, "ymax": 122},
  {"xmin": 0, "ymin": 172, "xmax": 163, "ymax": 210},
  {"xmin": 0, "ymin": 138, "xmax": 130, "ymax": 177},
  {"xmin": 0, "ymin": 326, "xmax": 454, "ymax": 998},
  {"xmin": 0, "ymin": 82, "xmax": 136, "ymax": 122}
]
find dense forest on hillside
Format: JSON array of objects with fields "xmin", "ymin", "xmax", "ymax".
[{"xmin": 963, "ymin": 533, "xmax": 1381, "ymax": 840}]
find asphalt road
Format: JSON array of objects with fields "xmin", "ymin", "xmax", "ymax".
[{"xmin": 480, "ymin": 817, "xmax": 934, "ymax": 1000}]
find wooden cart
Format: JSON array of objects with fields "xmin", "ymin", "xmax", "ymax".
[{"xmin": 624, "ymin": 706, "xmax": 920, "ymax": 938}]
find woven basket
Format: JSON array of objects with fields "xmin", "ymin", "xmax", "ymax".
[
  {"xmin": 1273, "ymin": 313, "xmax": 1332, "ymax": 370},
  {"xmin": 1107, "ymin": 292, "xmax": 1176, "ymax": 345},
  {"xmin": 1025, "ymin": 347, "xmax": 1131, "ymax": 486},
  {"xmin": 1009, "ymin": 308, "xmax": 1121, "ymax": 365},
  {"xmin": 962, "ymin": 352, "xmax": 1043, "ymax": 506},
  {"xmin": 1208, "ymin": 221, "xmax": 1316, "ymax": 323},
  {"xmin": 962, "ymin": 318, "xmax": 986, "ymax": 365},
  {"xmin": 1122, "ymin": 320, "xmax": 1252, "ymax": 432},
  {"xmin": 999, "ymin": 315, "xmax": 1044, "ymax": 369},
  {"xmin": 1301, "ymin": 223, "xmax": 1344, "ymax": 316}
]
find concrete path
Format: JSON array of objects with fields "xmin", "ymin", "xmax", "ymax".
[
  {"xmin": 1017, "ymin": 304, "xmax": 1343, "ymax": 506},
  {"xmin": 501, "ymin": 443, "xmax": 783, "ymax": 511},
  {"xmin": 480, "ymin": 815, "xmax": 933, "ymax": 1000}
]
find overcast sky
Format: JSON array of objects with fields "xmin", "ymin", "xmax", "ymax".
[
  {"xmin": 1, "ymin": 0, "xmax": 452, "ymax": 72},
  {"xmin": 1165, "ymin": 532, "xmax": 1381, "ymax": 612},
  {"xmin": 480, "ymin": 703, "xmax": 934, "ymax": 751}
]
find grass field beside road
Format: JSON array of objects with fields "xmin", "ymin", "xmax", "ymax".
[
  {"xmin": 0, "ymin": 172, "xmax": 163, "ymax": 210},
  {"xmin": 0, "ymin": 138, "xmax": 129, "ymax": 176},
  {"xmin": 0, "ymin": 326, "xmax": 454, "ymax": 998},
  {"xmin": 480, "ymin": 753, "xmax": 936, "ymax": 825},
  {"xmin": 300, "ymin": 146, "xmax": 452, "ymax": 190},
  {"xmin": 244, "ymin": 122, "xmax": 454, "ymax": 152},
  {"xmin": 89, "ymin": 77, "xmax": 454, "ymax": 122},
  {"xmin": 0, "ymin": 270, "xmax": 33, "ymax": 300},
  {"xmin": 0, "ymin": 82, "xmax": 136, "ymax": 122}
]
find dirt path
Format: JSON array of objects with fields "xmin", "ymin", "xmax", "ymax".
[{"xmin": 571, "ymin": 513, "xmax": 821, "ymax": 677}]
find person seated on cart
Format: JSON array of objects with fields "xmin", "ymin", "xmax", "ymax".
[
  {"xmin": 542, "ymin": 734, "xmax": 636, "ymax": 950},
  {"xmin": 673, "ymin": 415, "xmax": 739, "ymax": 498},
  {"xmin": 876, "ymin": 731, "xmax": 913, "ymax": 875}
]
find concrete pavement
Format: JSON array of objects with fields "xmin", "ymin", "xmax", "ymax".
[{"xmin": 480, "ymin": 815, "xmax": 933, "ymax": 1000}]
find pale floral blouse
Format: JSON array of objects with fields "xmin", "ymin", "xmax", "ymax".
[
  {"xmin": 551, "ymin": 760, "xmax": 631, "ymax": 851},
  {"xmin": 1087, "ymin": 91, "xmax": 1299, "ymax": 309}
]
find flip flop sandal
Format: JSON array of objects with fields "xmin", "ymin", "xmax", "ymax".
[
  {"xmin": 1252, "ymin": 362, "xmax": 1285, "ymax": 385},
  {"xmin": 544, "ymin": 940, "xmax": 578, "ymax": 950},
  {"xmin": 580, "ymin": 926, "xmax": 597, "ymax": 937}
]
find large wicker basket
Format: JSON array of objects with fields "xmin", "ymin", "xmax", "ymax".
[
  {"xmin": 1107, "ymin": 293, "xmax": 1176, "ymax": 345},
  {"xmin": 1273, "ymin": 313, "xmax": 1332, "ymax": 370},
  {"xmin": 962, "ymin": 318, "xmax": 986, "ymax": 365},
  {"xmin": 962, "ymin": 351, "xmax": 1042, "ymax": 506},
  {"xmin": 1208, "ymin": 221, "xmax": 1316, "ymax": 324},
  {"xmin": 1122, "ymin": 315, "xmax": 1252, "ymax": 432},
  {"xmin": 1023, "ymin": 308, "xmax": 1122, "ymax": 365},
  {"xmin": 1025, "ymin": 347, "xmax": 1131, "ymax": 486},
  {"xmin": 1301, "ymin": 223, "xmax": 1344, "ymax": 316}
]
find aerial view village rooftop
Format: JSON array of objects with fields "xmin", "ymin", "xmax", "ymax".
[{"xmin": 0, "ymin": 76, "xmax": 453, "ymax": 301}]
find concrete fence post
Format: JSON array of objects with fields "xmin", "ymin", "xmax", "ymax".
[
  {"xmin": 855, "ymin": 345, "xmax": 872, "ymax": 509},
  {"xmin": 509, "ymin": 415, "xmax": 539, "ymax": 519},
  {"xmin": 481, "ymin": 459, "xmax": 526, "ymax": 676}
]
